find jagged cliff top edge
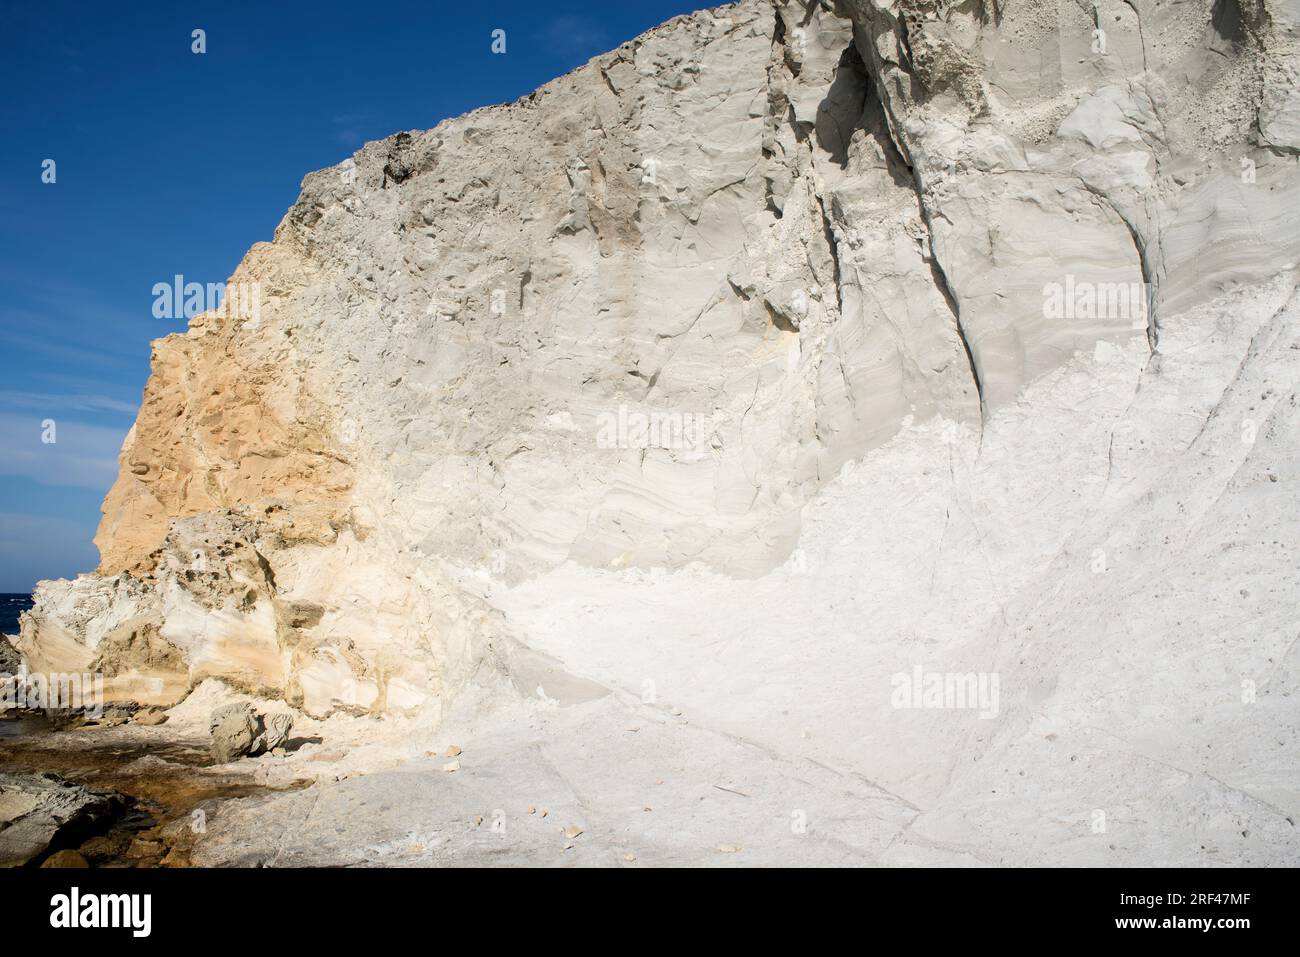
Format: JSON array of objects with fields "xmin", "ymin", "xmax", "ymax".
[
  {"xmin": 276, "ymin": 4, "xmax": 754, "ymax": 234},
  {"xmin": 148, "ymin": 0, "xmax": 757, "ymax": 352}
]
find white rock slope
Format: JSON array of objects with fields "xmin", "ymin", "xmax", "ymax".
[{"xmin": 14, "ymin": 0, "xmax": 1300, "ymax": 865}]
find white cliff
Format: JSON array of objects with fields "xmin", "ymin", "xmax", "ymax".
[{"xmin": 15, "ymin": 0, "xmax": 1300, "ymax": 865}]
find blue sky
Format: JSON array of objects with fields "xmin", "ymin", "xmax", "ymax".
[{"xmin": 0, "ymin": 0, "xmax": 713, "ymax": 593}]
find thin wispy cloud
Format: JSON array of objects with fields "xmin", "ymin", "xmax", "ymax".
[
  {"xmin": 0, "ymin": 390, "xmax": 139, "ymax": 416},
  {"xmin": 0, "ymin": 325, "xmax": 137, "ymax": 370},
  {"xmin": 0, "ymin": 413, "xmax": 126, "ymax": 491}
]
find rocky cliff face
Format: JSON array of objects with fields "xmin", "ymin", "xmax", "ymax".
[{"xmin": 18, "ymin": 0, "xmax": 1300, "ymax": 766}]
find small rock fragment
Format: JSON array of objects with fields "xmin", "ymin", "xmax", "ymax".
[
  {"xmin": 40, "ymin": 849, "xmax": 90, "ymax": 868},
  {"xmin": 126, "ymin": 837, "xmax": 165, "ymax": 860},
  {"xmin": 93, "ymin": 708, "xmax": 130, "ymax": 729},
  {"xmin": 132, "ymin": 707, "xmax": 168, "ymax": 726}
]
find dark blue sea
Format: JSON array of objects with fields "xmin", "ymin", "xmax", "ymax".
[{"xmin": 0, "ymin": 594, "xmax": 33, "ymax": 637}]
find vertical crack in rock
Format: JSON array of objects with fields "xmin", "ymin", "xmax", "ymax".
[
  {"xmin": 1116, "ymin": 202, "xmax": 1162, "ymax": 354},
  {"xmin": 813, "ymin": 191, "xmax": 845, "ymax": 313},
  {"xmin": 1118, "ymin": 0, "xmax": 1151, "ymax": 73},
  {"xmin": 928, "ymin": 252, "xmax": 985, "ymax": 415},
  {"xmin": 831, "ymin": 9, "xmax": 985, "ymax": 417}
]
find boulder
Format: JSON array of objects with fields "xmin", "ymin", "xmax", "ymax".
[
  {"xmin": 209, "ymin": 703, "xmax": 257, "ymax": 762},
  {"xmin": 209, "ymin": 703, "xmax": 294, "ymax": 762}
]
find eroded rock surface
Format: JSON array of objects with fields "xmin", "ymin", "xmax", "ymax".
[
  {"xmin": 12, "ymin": 0, "xmax": 1300, "ymax": 867},
  {"xmin": 0, "ymin": 772, "xmax": 120, "ymax": 867}
]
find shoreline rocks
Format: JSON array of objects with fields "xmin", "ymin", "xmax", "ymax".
[
  {"xmin": 0, "ymin": 772, "xmax": 121, "ymax": 868},
  {"xmin": 0, "ymin": 635, "xmax": 21, "ymax": 674}
]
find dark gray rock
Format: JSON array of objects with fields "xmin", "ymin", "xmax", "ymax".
[
  {"xmin": 0, "ymin": 772, "xmax": 120, "ymax": 867},
  {"xmin": 0, "ymin": 635, "xmax": 21, "ymax": 675}
]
